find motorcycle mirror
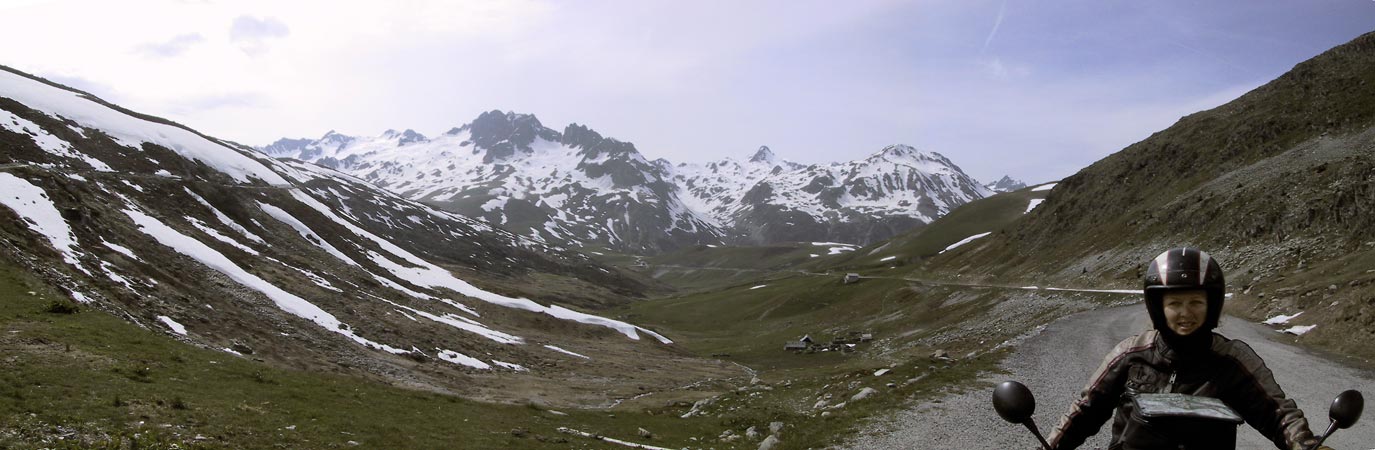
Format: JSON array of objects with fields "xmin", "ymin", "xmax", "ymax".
[
  {"xmin": 993, "ymin": 380, "xmax": 1037, "ymax": 424},
  {"xmin": 1329, "ymin": 390, "xmax": 1364, "ymax": 430}
]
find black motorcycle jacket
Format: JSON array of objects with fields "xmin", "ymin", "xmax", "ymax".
[{"xmin": 1046, "ymin": 330, "xmax": 1318, "ymax": 450}]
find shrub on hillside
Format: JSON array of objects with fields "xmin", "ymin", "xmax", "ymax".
[{"xmin": 43, "ymin": 300, "xmax": 79, "ymax": 314}]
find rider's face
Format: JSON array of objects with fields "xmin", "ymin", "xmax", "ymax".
[{"xmin": 1162, "ymin": 290, "xmax": 1209, "ymax": 336}]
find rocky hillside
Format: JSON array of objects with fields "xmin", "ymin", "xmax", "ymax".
[
  {"xmin": 0, "ymin": 66, "xmax": 730, "ymax": 405},
  {"xmin": 928, "ymin": 30, "xmax": 1375, "ymax": 359},
  {"xmin": 267, "ymin": 117, "xmax": 992, "ymax": 253}
]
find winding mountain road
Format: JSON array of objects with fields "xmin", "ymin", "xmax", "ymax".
[{"xmin": 844, "ymin": 305, "xmax": 1375, "ymax": 449}]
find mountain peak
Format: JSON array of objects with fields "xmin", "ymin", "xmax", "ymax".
[
  {"xmin": 260, "ymin": 137, "xmax": 313, "ymax": 158},
  {"xmin": 985, "ymin": 175, "xmax": 1028, "ymax": 193},
  {"xmin": 397, "ymin": 129, "xmax": 427, "ymax": 145},
  {"xmin": 873, "ymin": 144, "xmax": 924, "ymax": 159},
  {"xmin": 319, "ymin": 130, "xmax": 355, "ymax": 146},
  {"xmin": 749, "ymin": 146, "xmax": 775, "ymax": 163},
  {"xmin": 466, "ymin": 110, "xmax": 561, "ymax": 162}
]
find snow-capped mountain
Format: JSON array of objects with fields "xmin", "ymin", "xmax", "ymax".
[
  {"xmin": 712, "ymin": 144, "xmax": 993, "ymax": 245},
  {"xmin": 673, "ymin": 144, "xmax": 991, "ymax": 245},
  {"xmin": 266, "ymin": 113, "xmax": 994, "ymax": 251},
  {"xmin": 264, "ymin": 111, "xmax": 722, "ymax": 253},
  {"xmin": 671, "ymin": 146, "xmax": 805, "ymax": 227},
  {"xmin": 0, "ymin": 66, "xmax": 720, "ymax": 404},
  {"xmin": 985, "ymin": 175, "xmax": 1027, "ymax": 193}
]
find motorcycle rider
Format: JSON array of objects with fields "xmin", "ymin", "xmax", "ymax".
[{"xmin": 1046, "ymin": 247, "xmax": 1329, "ymax": 450}]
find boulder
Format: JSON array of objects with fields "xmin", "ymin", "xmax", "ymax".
[{"xmin": 851, "ymin": 387, "xmax": 879, "ymax": 402}]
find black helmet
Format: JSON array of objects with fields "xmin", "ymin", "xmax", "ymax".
[{"xmin": 1144, "ymin": 247, "xmax": 1226, "ymax": 334}]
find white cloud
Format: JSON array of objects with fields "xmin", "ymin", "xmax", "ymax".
[
  {"xmin": 229, "ymin": 15, "xmax": 288, "ymax": 56},
  {"xmin": 133, "ymin": 33, "xmax": 206, "ymax": 59},
  {"xmin": 981, "ymin": 57, "xmax": 1030, "ymax": 81}
]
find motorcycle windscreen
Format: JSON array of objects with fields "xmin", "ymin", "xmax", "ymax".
[{"xmin": 1133, "ymin": 393, "xmax": 1245, "ymax": 424}]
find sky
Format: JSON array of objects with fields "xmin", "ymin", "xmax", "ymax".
[{"xmin": 2, "ymin": 0, "xmax": 1374, "ymax": 184}]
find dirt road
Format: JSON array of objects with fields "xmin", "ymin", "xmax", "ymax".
[{"xmin": 844, "ymin": 305, "xmax": 1375, "ymax": 449}]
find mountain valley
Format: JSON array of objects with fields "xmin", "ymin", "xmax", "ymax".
[{"xmin": 1, "ymin": 29, "xmax": 1373, "ymax": 450}]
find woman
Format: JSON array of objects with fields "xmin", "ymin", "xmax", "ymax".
[{"xmin": 1046, "ymin": 247, "xmax": 1326, "ymax": 450}]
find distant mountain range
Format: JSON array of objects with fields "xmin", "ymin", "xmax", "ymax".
[{"xmin": 262, "ymin": 112, "xmax": 993, "ymax": 252}]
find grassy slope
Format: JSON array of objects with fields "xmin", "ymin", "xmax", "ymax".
[
  {"xmin": 1, "ymin": 250, "xmax": 1019, "ymax": 450},
  {"xmin": 823, "ymin": 186, "xmax": 1050, "ymax": 273},
  {"xmin": 0, "ymin": 257, "xmax": 782, "ymax": 449},
  {"xmin": 580, "ymin": 242, "xmax": 840, "ymax": 294},
  {"xmin": 3, "ymin": 252, "xmax": 1038, "ymax": 450}
]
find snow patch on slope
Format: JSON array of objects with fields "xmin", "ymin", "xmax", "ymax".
[
  {"xmin": 101, "ymin": 240, "xmax": 140, "ymax": 261},
  {"xmin": 544, "ymin": 344, "xmax": 591, "ymax": 359},
  {"xmin": 0, "ymin": 173, "xmax": 90, "ymax": 276},
  {"xmin": 1281, "ymin": 325, "xmax": 1316, "ymax": 336},
  {"xmin": 157, "ymin": 315, "xmax": 187, "ymax": 335},
  {"xmin": 184, "ymin": 188, "xmax": 265, "ymax": 243},
  {"xmin": 122, "ymin": 206, "xmax": 407, "ymax": 354},
  {"xmin": 1, "ymin": 109, "xmax": 112, "ymax": 170},
  {"xmin": 259, "ymin": 202, "xmax": 361, "ymax": 266},
  {"xmin": 1264, "ymin": 312, "xmax": 1303, "ymax": 325},
  {"xmin": 288, "ymin": 190, "xmax": 672, "ymax": 343},
  {"xmin": 437, "ymin": 349, "xmax": 491, "ymax": 369},
  {"xmin": 940, "ymin": 232, "xmax": 992, "ymax": 253},
  {"xmin": 0, "ymin": 70, "xmax": 286, "ymax": 184}
]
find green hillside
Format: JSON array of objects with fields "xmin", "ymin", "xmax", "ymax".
[{"xmin": 821, "ymin": 185, "xmax": 1053, "ymax": 273}]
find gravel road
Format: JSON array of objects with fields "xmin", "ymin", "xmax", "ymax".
[{"xmin": 843, "ymin": 305, "xmax": 1375, "ymax": 449}]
